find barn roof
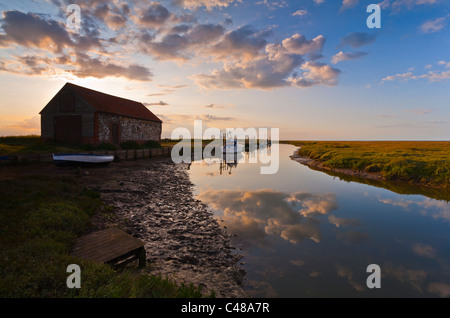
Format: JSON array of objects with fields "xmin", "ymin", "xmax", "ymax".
[{"xmin": 47, "ymin": 83, "xmax": 162, "ymax": 123}]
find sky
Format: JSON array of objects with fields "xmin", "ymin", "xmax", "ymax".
[{"xmin": 0, "ymin": 0, "xmax": 449, "ymax": 140}]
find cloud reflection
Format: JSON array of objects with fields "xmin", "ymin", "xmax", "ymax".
[
  {"xmin": 197, "ymin": 188, "xmax": 338, "ymax": 247},
  {"xmin": 378, "ymin": 197, "xmax": 450, "ymax": 221}
]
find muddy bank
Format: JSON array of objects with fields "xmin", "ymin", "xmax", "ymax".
[{"xmin": 83, "ymin": 157, "xmax": 248, "ymax": 298}]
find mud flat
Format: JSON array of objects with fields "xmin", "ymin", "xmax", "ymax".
[{"xmin": 84, "ymin": 157, "xmax": 248, "ymax": 298}]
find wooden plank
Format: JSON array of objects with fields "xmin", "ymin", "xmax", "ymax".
[{"xmin": 72, "ymin": 227, "xmax": 145, "ymax": 266}]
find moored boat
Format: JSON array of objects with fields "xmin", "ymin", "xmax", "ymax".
[{"xmin": 53, "ymin": 153, "xmax": 114, "ymax": 166}]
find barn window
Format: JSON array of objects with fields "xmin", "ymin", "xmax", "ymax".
[{"xmin": 60, "ymin": 93, "xmax": 76, "ymax": 112}]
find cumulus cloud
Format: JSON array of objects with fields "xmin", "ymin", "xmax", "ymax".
[
  {"xmin": 339, "ymin": 32, "xmax": 377, "ymax": 48},
  {"xmin": 290, "ymin": 61, "xmax": 341, "ymax": 87},
  {"xmin": 143, "ymin": 23, "xmax": 225, "ymax": 60},
  {"xmin": 193, "ymin": 31, "xmax": 339, "ymax": 89},
  {"xmin": 209, "ymin": 25, "xmax": 270, "ymax": 61},
  {"xmin": 331, "ymin": 51, "xmax": 368, "ymax": 64},
  {"xmin": 0, "ymin": 10, "xmax": 74, "ymax": 53},
  {"xmin": 72, "ymin": 53, "xmax": 153, "ymax": 81},
  {"xmin": 136, "ymin": 2, "xmax": 171, "ymax": 27},
  {"xmin": 282, "ymin": 34, "xmax": 325, "ymax": 56}
]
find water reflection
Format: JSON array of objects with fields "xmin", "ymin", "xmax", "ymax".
[
  {"xmin": 188, "ymin": 144, "xmax": 450, "ymax": 297},
  {"xmin": 198, "ymin": 189, "xmax": 338, "ymax": 247}
]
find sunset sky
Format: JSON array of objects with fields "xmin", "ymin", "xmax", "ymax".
[{"xmin": 0, "ymin": 0, "xmax": 449, "ymax": 139}]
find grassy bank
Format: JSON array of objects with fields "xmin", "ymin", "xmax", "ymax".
[
  {"xmin": 0, "ymin": 135, "xmax": 162, "ymax": 156},
  {"xmin": 0, "ymin": 174, "xmax": 211, "ymax": 297},
  {"xmin": 283, "ymin": 141, "xmax": 450, "ymax": 188}
]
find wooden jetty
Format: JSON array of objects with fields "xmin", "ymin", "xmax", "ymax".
[{"xmin": 72, "ymin": 227, "xmax": 146, "ymax": 268}]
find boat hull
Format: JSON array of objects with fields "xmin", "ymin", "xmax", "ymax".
[{"xmin": 53, "ymin": 153, "xmax": 115, "ymax": 166}]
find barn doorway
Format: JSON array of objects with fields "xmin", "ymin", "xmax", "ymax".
[{"xmin": 54, "ymin": 115, "xmax": 82, "ymax": 144}]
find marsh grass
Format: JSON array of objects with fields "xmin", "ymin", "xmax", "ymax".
[
  {"xmin": 0, "ymin": 175, "xmax": 211, "ymax": 298},
  {"xmin": 283, "ymin": 141, "xmax": 450, "ymax": 188}
]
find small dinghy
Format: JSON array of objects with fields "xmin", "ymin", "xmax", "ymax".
[
  {"xmin": 53, "ymin": 153, "xmax": 114, "ymax": 166},
  {"xmin": 221, "ymin": 143, "xmax": 244, "ymax": 153}
]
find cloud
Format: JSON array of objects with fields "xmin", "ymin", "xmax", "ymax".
[
  {"xmin": 420, "ymin": 17, "xmax": 447, "ymax": 33},
  {"xmin": 313, "ymin": 0, "xmax": 326, "ymax": 3},
  {"xmin": 428, "ymin": 283, "xmax": 450, "ymax": 298},
  {"xmin": 193, "ymin": 31, "xmax": 339, "ymax": 89},
  {"xmin": 382, "ymin": 72, "xmax": 417, "ymax": 82},
  {"xmin": 382, "ymin": 64, "xmax": 450, "ymax": 83},
  {"xmin": 383, "ymin": 263, "xmax": 427, "ymax": 292},
  {"xmin": 328, "ymin": 215, "xmax": 362, "ymax": 227},
  {"xmin": 257, "ymin": 0, "xmax": 288, "ymax": 9},
  {"xmin": 290, "ymin": 61, "xmax": 341, "ymax": 87},
  {"xmin": 292, "ymin": 10, "xmax": 308, "ymax": 16},
  {"xmin": 339, "ymin": 32, "xmax": 377, "ymax": 48},
  {"xmin": 144, "ymin": 101, "xmax": 169, "ymax": 106},
  {"xmin": 282, "ymin": 34, "xmax": 325, "ymax": 56},
  {"xmin": 0, "ymin": 10, "xmax": 73, "ymax": 53},
  {"xmin": 335, "ymin": 264, "xmax": 365, "ymax": 291},
  {"xmin": 205, "ymin": 103, "xmax": 224, "ymax": 108},
  {"xmin": 412, "ymin": 243, "xmax": 437, "ymax": 259},
  {"xmin": 340, "ymin": 0, "xmax": 359, "ymax": 11},
  {"xmin": 192, "ymin": 49, "xmax": 304, "ymax": 89},
  {"xmin": 331, "ymin": 51, "xmax": 368, "ymax": 64},
  {"xmin": 136, "ymin": 2, "xmax": 171, "ymax": 27},
  {"xmin": 403, "ymin": 108, "xmax": 435, "ymax": 114},
  {"xmin": 174, "ymin": 0, "xmax": 237, "ymax": 10},
  {"xmin": 209, "ymin": 25, "xmax": 270, "ymax": 61},
  {"xmin": 380, "ymin": 0, "xmax": 439, "ymax": 11},
  {"xmin": 143, "ymin": 23, "xmax": 225, "ymax": 60},
  {"xmin": 0, "ymin": 116, "xmax": 40, "ymax": 135},
  {"xmin": 72, "ymin": 53, "xmax": 153, "ymax": 81}
]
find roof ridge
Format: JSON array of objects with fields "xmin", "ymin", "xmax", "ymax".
[{"xmin": 64, "ymin": 82, "xmax": 162, "ymax": 123}]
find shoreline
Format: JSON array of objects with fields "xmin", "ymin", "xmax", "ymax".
[
  {"xmin": 289, "ymin": 149, "xmax": 450, "ymax": 202},
  {"xmin": 82, "ymin": 157, "xmax": 248, "ymax": 298},
  {"xmin": 289, "ymin": 151, "xmax": 384, "ymax": 181}
]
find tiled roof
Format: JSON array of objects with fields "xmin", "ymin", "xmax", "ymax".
[{"xmin": 65, "ymin": 83, "xmax": 162, "ymax": 122}]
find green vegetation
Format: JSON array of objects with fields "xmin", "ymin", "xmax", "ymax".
[
  {"xmin": 0, "ymin": 136, "xmax": 162, "ymax": 155},
  {"xmin": 143, "ymin": 140, "xmax": 163, "ymax": 149},
  {"xmin": 119, "ymin": 140, "xmax": 141, "ymax": 150},
  {"xmin": 0, "ymin": 175, "xmax": 212, "ymax": 298},
  {"xmin": 283, "ymin": 141, "xmax": 450, "ymax": 188}
]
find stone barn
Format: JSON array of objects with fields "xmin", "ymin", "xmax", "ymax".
[{"xmin": 40, "ymin": 83, "xmax": 162, "ymax": 145}]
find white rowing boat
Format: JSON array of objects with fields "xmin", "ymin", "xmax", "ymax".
[
  {"xmin": 53, "ymin": 153, "xmax": 115, "ymax": 165},
  {"xmin": 220, "ymin": 143, "xmax": 244, "ymax": 153}
]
